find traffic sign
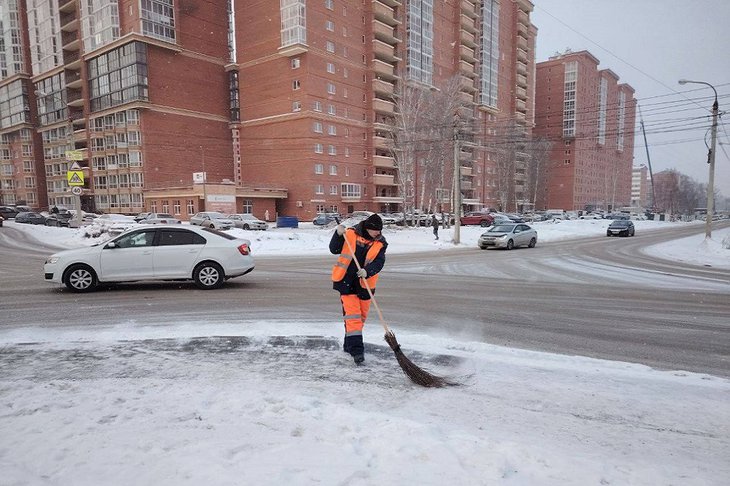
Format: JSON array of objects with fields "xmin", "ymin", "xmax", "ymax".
[
  {"xmin": 71, "ymin": 186, "xmax": 83, "ymax": 196},
  {"xmin": 67, "ymin": 170, "xmax": 84, "ymax": 186},
  {"xmin": 69, "ymin": 161, "xmax": 82, "ymax": 171},
  {"xmin": 65, "ymin": 150, "xmax": 84, "ymax": 161}
]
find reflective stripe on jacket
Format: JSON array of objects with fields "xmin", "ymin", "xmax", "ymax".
[{"xmin": 331, "ymin": 228, "xmax": 383, "ymax": 290}]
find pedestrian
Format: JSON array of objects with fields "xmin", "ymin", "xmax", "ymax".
[
  {"xmin": 329, "ymin": 214, "xmax": 388, "ymax": 365},
  {"xmin": 431, "ymin": 214, "xmax": 439, "ymax": 240},
  {"xmin": 264, "ymin": 209, "xmax": 270, "ymax": 221}
]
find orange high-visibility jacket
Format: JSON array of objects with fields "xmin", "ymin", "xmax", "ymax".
[{"xmin": 331, "ymin": 228, "xmax": 384, "ymax": 291}]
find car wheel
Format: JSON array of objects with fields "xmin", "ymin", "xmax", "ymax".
[
  {"xmin": 528, "ymin": 237, "xmax": 536, "ymax": 248},
  {"xmin": 243, "ymin": 224, "xmax": 250, "ymax": 230},
  {"xmin": 193, "ymin": 262, "xmax": 224, "ymax": 290},
  {"xmin": 506, "ymin": 239, "xmax": 514, "ymax": 250},
  {"xmin": 479, "ymin": 245, "xmax": 487, "ymax": 250},
  {"xmin": 480, "ymin": 220, "xmax": 489, "ymax": 227},
  {"xmin": 63, "ymin": 264, "xmax": 98, "ymax": 292}
]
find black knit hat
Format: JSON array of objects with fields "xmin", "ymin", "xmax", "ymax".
[{"xmin": 362, "ymin": 213, "xmax": 383, "ymax": 231}]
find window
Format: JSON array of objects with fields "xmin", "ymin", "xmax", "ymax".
[
  {"xmin": 173, "ymin": 200, "xmax": 181, "ymax": 215},
  {"xmin": 88, "ymin": 42, "xmax": 149, "ymax": 113},
  {"xmin": 329, "ymin": 165, "xmax": 337, "ymax": 175},
  {"xmin": 313, "ymin": 121, "xmax": 323, "ymax": 133},
  {"xmin": 328, "ymin": 125, "xmax": 336, "ymax": 135},
  {"xmin": 141, "ymin": 0, "xmax": 176, "ymax": 42},
  {"xmin": 479, "ymin": 0, "xmax": 499, "ymax": 107},
  {"xmin": 314, "ymin": 163, "xmax": 324, "ymax": 174},
  {"xmin": 315, "ymin": 184, "xmax": 324, "ymax": 194},
  {"xmin": 325, "ymin": 0, "xmax": 333, "ymax": 10},
  {"xmin": 292, "ymin": 79, "xmax": 300, "ymax": 90},
  {"xmin": 407, "ymin": 0, "xmax": 434, "ymax": 86},
  {"xmin": 243, "ymin": 199, "xmax": 253, "ymax": 213},
  {"xmin": 314, "ymin": 143, "xmax": 323, "ymax": 154},
  {"xmin": 313, "ymin": 101, "xmax": 322, "ymax": 112},
  {"xmin": 326, "ymin": 41, "xmax": 335, "ymax": 53},
  {"xmin": 161, "ymin": 200, "xmax": 170, "ymax": 213},
  {"xmin": 326, "ymin": 20, "xmax": 334, "ymax": 32},
  {"xmin": 292, "ymin": 101, "xmax": 301, "ymax": 112},
  {"xmin": 327, "ymin": 83, "xmax": 336, "ymax": 94},
  {"xmin": 327, "ymin": 62, "xmax": 335, "ymax": 74},
  {"xmin": 129, "ymin": 151, "xmax": 143, "ymax": 166},
  {"xmin": 186, "ymin": 199, "xmax": 195, "ymax": 214},
  {"xmin": 328, "ymin": 104, "xmax": 336, "ymax": 115},
  {"xmin": 291, "ymin": 58, "xmax": 300, "ymax": 69},
  {"xmin": 341, "ymin": 183, "xmax": 361, "ymax": 197},
  {"xmin": 159, "ymin": 229, "xmax": 206, "ymax": 246},
  {"xmin": 330, "ymin": 185, "xmax": 338, "ymax": 195},
  {"xmin": 116, "ymin": 230, "xmax": 156, "ymax": 248},
  {"xmin": 328, "ymin": 145, "xmax": 336, "ymax": 155},
  {"xmin": 281, "ymin": 0, "xmax": 307, "ymax": 47}
]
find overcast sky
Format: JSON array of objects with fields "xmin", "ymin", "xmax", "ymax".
[{"xmin": 531, "ymin": 0, "xmax": 730, "ymax": 203}]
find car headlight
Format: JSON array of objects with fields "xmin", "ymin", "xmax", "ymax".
[{"xmin": 46, "ymin": 256, "xmax": 60, "ymax": 264}]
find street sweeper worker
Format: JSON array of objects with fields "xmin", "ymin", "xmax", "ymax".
[{"xmin": 330, "ymin": 213, "xmax": 388, "ymax": 365}]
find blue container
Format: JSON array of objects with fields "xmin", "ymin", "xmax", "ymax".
[{"xmin": 276, "ymin": 216, "xmax": 299, "ymax": 228}]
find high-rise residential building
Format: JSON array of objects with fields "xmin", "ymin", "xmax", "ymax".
[
  {"xmin": 533, "ymin": 50, "xmax": 637, "ymax": 212},
  {"xmin": 0, "ymin": 0, "xmax": 536, "ymax": 220},
  {"xmin": 631, "ymin": 164, "xmax": 649, "ymax": 208}
]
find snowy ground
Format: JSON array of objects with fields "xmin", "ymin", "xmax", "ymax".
[{"xmin": 1, "ymin": 219, "xmax": 729, "ymax": 485}]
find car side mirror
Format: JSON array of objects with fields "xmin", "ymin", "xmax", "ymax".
[{"xmin": 105, "ymin": 242, "xmax": 117, "ymax": 249}]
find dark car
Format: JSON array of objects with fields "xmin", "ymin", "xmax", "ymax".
[
  {"xmin": 460, "ymin": 212, "xmax": 494, "ymax": 227},
  {"xmin": 606, "ymin": 219, "xmax": 635, "ymax": 237},
  {"xmin": 0, "ymin": 206, "xmax": 19, "ymax": 219},
  {"xmin": 0, "ymin": 215, "xmax": 4, "ymax": 227},
  {"xmin": 45, "ymin": 213, "xmax": 71, "ymax": 227},
  {"xmin": 15, "ymin": 211, "xmax": 47, "ymax": 225}
]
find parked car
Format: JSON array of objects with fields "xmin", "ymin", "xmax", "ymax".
[
  {"xmin": 504, "ymin": 213, "xmax": 526, "ymax": 223},
  {"xmin": 44, "ymin": 214, "xmax": 71, "ymax": 227},
  {"xmin": 139, "ymin": 213, "xmax": 182, "ymax": 225},
  {"xmin": 0, "ymin": 206, "xmax": 19, "ymax": 219},
  {"xmin": 190, "ymin": 212, "xmax": 234, "ymax": 230},
  {"xmin": 606, "ymin": 219, "xmax": 635, "ymax": 237},
  {"xmin": 312, "ymin": 213, "xmax": 340, "ymax": 226},
  {"xmin": 461, "ymin": 212, "xmax": 494, "ymax": 227},
  {"xmin": 44, "ymin": 225, "xmax": 254, "ymax": 292},
  {"xmin": 133, "ymin": 212, "xmax": 151, "ymax": 222},
  {"xmin": 0, "ymin": 215, "xmax": 3, "ymax": 227},
  {"xmin": 15, "ymin": 211, "xmax": 47, "ymax": 225},
  {"xmin": 478, "ymin": 223, "xmax": 538, "ymax": 250},
  {"xmin": 491, "ymin": 214, "xmax": 513, "ymax": 225},
  {"xmin": 89, "ymin": 214, "xmax": 138, "ymax": 237},
  {"xmin": 228, "ymin": 213, "xmax": 268, "ymax": 230}
]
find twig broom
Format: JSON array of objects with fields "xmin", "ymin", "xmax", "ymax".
[{"xmin": 343, "ymin": 234, "xmax": 456, "ymax": 388}]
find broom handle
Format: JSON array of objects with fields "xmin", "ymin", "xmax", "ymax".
[{"xmin": 342, "ymin": 231, "xmax": 390, "ymax": 334}]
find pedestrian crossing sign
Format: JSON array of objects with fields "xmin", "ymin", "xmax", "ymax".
[{"xmin": 67, "ymin": 170, "xmax": 84, "ymax": 186}]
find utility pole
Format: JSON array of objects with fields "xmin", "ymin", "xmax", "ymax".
[
  {"xmin": 678, "ymin": 79, "xmax": 718, "ymax": 238},
  {"xmin": 200, "ymin": 146, "xmax": 207, "ymax": 211},
  {"xmin": 452, "ymin": 117, "xmax": 461, "ymax": 244},
  {"xmin": 638, "ymin": 105, "xmax": 656, "ymax": 214}
]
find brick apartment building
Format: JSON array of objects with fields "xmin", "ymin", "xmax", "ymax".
[
  {"xmin": 533, "ymin": 50, "xmax": 637, "ymax": 212},
  {"xmin": 0, "ymin": 0, "xmax": 536, "ymax": 221}
]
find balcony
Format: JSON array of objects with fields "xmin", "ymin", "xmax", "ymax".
[
  {"xmin": 59, "ymin": 0, "xmax": 76, "ymax": 13},
  {"xmin": 373, "ymin": 155, "xmax": 395, "ymax": 168},
  {"xmin": 373, "ymin": 98, "xmax": 395, "ymax": 114},
  {"xmin": 517, "ymin": 46, "xmax": 528, "ymax": 63},
  {"xmin": 461, "ymin": 0, "xmax": 478, "ymax": 18},
  {"xmin": 59, "ymin": 11, "xmax": 78, "ymax": 32},
  {"xmin": 517, "ymin": 35, "xmax": 528, "ymax": 49},
  {"xmin": 373, "ymin": 135, "xmax": 391, "ymax": 150},
  {"xmin": 458, "ymin": 91, "xmax": 474, "ymax": 104},
  {"xmin": 372, "ymin": 78, "xmax": 395, "ymax": 96},
  {"xmin": 373, "ymin": 0, "xmax": 399, "ymax": 26},
  {"xmin": 516, "ymin": 99, "xmax": 527, "ymax": 113},
  {"xmin": 373, "ymin": 59, "xmax": 396, "ymax": 79},
  {"xmin": 375, "ymin": 0, "xmax": 401, "ymax": 6},
  {"xmin": 461, "ymin": 165, "xmax": 473, "ymax": 176},
  {"xmin": 61, "ymin": 30, "xmax": 80, "ymax": 50},
  {"xmin": 373, "ymin": 39, "xmax": 399, "ymax": 62},
  {"xmin": 460, "ymin": 14, "xmax": 477, "ymax": 34},
  {"xmin": 67, "ymin": 88, "xmax": 84, "ymax": 107},
  {"xmin": 460, "ymin": 60, "xmax": 477, "ymax": 78},
  {"xmin": 373, "ymin": 20, "xmax": 400, "ymax": 44},
  {"xmin": 516, "ymin": 62, "xmax": 528, "ymax": 76},
  {"xmin": 278, "ymin": 42, "xmax": 308, "ymax": 57},
  {"xmin": 65, "ymin": 69, "xmax": 82, "ymax": 89},
  {"xmin": 373, "ymin": 173, "xmax": 396, "ymax": 186},
  {"xmin": 517, "ymin": 73, "xmax": 528, "ymax": 88},
  {"xmin": 72, "ymin": 129, "xmax": 86, "ymax": 143},
  {"xmin": 516, "ymin": 86, "xmax": 527, "ymax": 100},
  {"xmin": 460, "ymin": 30, "xmax": 476, "ymax": 48},
  {"xmin": 459, "ymin": 75, "xmax": 476, "ymax": 93},
  {"xmin": 460, "ymin": 45, "xmax": 476, "ymax": 63}
]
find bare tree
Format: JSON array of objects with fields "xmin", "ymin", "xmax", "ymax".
[{"xmin": 524, "ymin": 136, "xmax": 552, "ymax": 210}]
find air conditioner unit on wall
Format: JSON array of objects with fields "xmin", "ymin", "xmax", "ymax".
[{"xmin": 296, "ymin": 201, "xmax": 303, "ymax": 207}]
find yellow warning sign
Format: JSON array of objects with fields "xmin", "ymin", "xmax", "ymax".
[{"xmin": 67, "ymin": 171, "xmax": 84, "ymax": 186}]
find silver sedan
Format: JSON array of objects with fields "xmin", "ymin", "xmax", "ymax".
[{"xmin": 478, "ymin": 223, "xmax": 538, "ymax": 250}]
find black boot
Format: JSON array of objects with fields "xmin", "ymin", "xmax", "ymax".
[{"xmin": 344, "ymin": 334, "xmax": 364, "ymax": 364}]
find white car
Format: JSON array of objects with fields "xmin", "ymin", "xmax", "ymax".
[
  {"xmin": 139, "ymin": 213, "xmax": 182, "ymax": 225},
  {"xmin": 190, "ymin": 212, "xmax": 234, "ymax": 230},
  {"xmin": 478, "ymin": 223, "xmax": 538, "ymax": 250},
  {"xmin": 44, "ymin": 225, "xmax": 254, "ymax": 292},
  {"xmin": 227, "ymin": 213, "xmax": 267, "ymax": 230}
]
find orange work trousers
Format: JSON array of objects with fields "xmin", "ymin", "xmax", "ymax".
[{"xmin": 340, "ymin": 294, "xmax": 371, "ymax": 335}]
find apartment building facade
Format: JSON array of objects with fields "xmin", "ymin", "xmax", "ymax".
[
  {"xmin": 0, "ymin": 0, "xmax": 535, "ymax": 221},
  {"xmin": 631, "ymin": 164, "xmax": 649, "ymax": 208},
  {"xmin": 533, "ymin": 50, "xmax": 637, "ymax": 212}
]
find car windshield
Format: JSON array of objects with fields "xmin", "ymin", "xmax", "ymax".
[
  {"xmin": 489, "ymin": 224, "xmax": 516, "ymax": 232},
  {"xmin": 156, "ymin": 214, "xmax": 174, "ymax": 218},
  {"xmin": 207, "ymin": 212, "xmax": 227, "ymax": 219},
  {"xmin": 611, "ymin": 221, "xmax": 630, "ymax": 227}
]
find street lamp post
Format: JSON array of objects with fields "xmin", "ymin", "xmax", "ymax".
[{"xmin": 678, "ymin": 79, "xmax": 718, "ymax": 239}]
